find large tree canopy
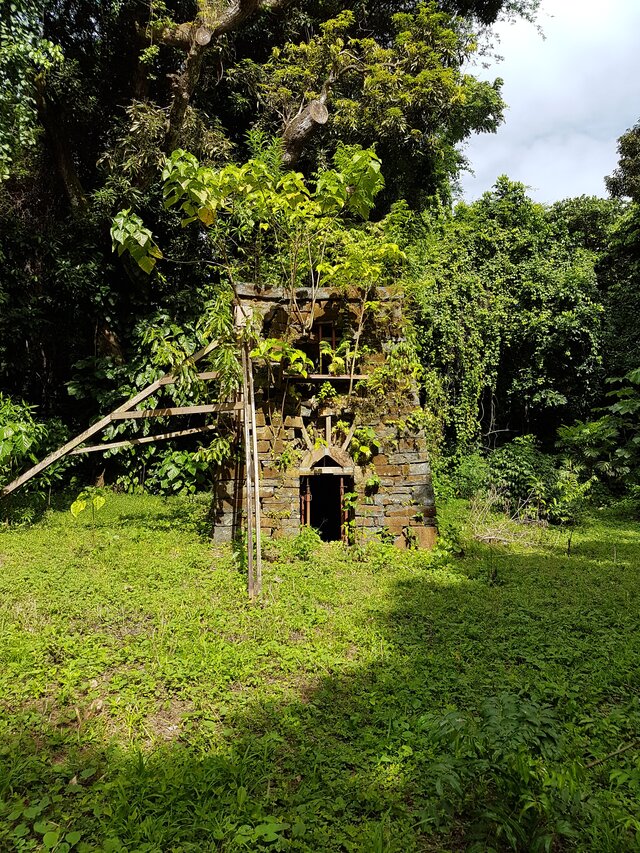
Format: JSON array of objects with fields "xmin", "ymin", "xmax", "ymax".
[{"xmin": 0, "ymin": 0, "xmax": 536, "ymax": 416}]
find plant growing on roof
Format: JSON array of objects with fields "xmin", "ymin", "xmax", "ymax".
[{"xmin": 111, "ymin": 137, "xmax": 402, "ymax": 344}]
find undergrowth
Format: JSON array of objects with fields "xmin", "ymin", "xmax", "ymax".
[{"xmin": 0, "ymin": 493, "xmax": 639, "ymax": 851}]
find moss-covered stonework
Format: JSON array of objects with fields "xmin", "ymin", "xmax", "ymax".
[{"xmin": 211, "ymin": 284, "xmax": 436, "ymax": 548}]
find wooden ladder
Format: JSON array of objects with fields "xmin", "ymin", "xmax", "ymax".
[
  {"xmin": 1, "ymin": 336, "xmax": 263, "ymax": 598},
  {"xmin": 241, "ymin": 341, "xmax": 262, "ymax": 598}
]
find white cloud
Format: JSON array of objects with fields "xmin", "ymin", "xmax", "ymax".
[{"xmin": 460, "ymin": 0, "xmax": 640, "ymax": 202}]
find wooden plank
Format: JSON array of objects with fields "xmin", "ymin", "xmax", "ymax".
[
  {"xmin": 158, "ymin": 370, "xmax": 219, "ymax": 385},
  {"xmin": 301, "ymin": 374, "xmax": 369, "ymax": 380},
  {"xmin": 299, "ymin": 467, "xmax": 354, "ymax": 476},
  {"xmin": 247, "ymin": 349, "xmax": 262, "ymax": 596},
  {"xmin": 299, "ymin": 421, "xmax": 314, "ymax": 452},
  {"xmin": 341, "ymin": 420, "xmax": 358, "ymax": 452},
  {"xmin": 111, "ymin": 403, "xmax": 241, "ymax": 419},
  {"xmin": 1, "ymin": 338, "xmax": 220, "ymax": 498},
  {"xmin": 241, "ymin": 347, "xmax": 255, "ymax": 600},
  {"xmin": 70, "ymin": 424, "xmax": 220, "ymax": 455}
]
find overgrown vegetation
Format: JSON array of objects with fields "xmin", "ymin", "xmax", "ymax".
[
  {"xmin": 1, "ymin": 494, "xmax": 639, "ymax": 851},
  {"xmin": 2, "ymin": 3, "xmax": 640, "ymax": 847},
  {"xmin": 1, "ymin": 0, "xmax": 639, "ymax": 505}
]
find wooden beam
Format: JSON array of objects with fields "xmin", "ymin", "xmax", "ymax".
[
  {"xmin": 111, "ymin": 403, "xmax": 241, "ymax": 419},
  {"xmin": 341, "ymin": 419, "xmax": 358, "ymax": 452},
  {"xmin": 1, "ymin": 338, "xmax": 220, "ymax": 497},
  {"xmin": 70, "ymin": 424, "xmax": 220, "ymax": 455},
  {"xmin": 1, "ymin": 381, "xmax": 163, "ymax": 497},
  {"xmin": 299, "ymin": 421, "xmax": 314, "ymax": 452},
  {"xmin": 158, "ymin": 370, "xmax": 219, "ymax": 385},
  {"xmin": 297, "ymin": 374, "xmax": 369, "ymax": 380},
  {"xmin": 299, "ymin": 467, "xmax": 354, "ymax": 476}
]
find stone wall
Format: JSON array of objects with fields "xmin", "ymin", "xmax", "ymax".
[
  {"xmin": 210, "ymin": 283, "xmax": 436, "ymax": 548},
  {"xmin": 211, "ymin": 402, "xmax": 436, "ymax": 548}
]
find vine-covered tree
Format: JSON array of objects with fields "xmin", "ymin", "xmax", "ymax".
[
  {"xmin": 595, "ymin": 120, "xmax": 640, "ymax": 378},
  {"xmin": 407, "ymin": 177, "xmax": 604, "ymax": 450}
]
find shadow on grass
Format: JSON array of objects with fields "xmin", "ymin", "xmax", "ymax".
[
  {"xmin": 0, "ymin": 490, "xmax": 72, "ymax": 526},
  {"xmin": 2, "ymin": 540, "xmax": 640, "ymax": 852},
  {"xmin": 105, "ymin": 495, "xmax": 216, "ymax": 541}
]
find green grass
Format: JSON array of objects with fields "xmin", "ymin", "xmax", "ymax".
[{"xmin": 0, "ymin": 493, "xmax": 639, "ymax": 852}]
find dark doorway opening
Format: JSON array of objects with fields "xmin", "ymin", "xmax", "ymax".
[{"xmin": 301, "ymin": 474, "xmax": 354, "ymax": 542}]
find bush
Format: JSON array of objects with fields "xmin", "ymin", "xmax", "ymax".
[
  {"xmin": 0, "ymin": 394, "xmax": 72, "ymax": 495},
  {"xmin": 488, "ymin": 435, "xmax": 558, "ymax": 518},
  {"xmin": 425, "ymin": 694, "xmax": 587, "ymax": 850},
  {"xmin": 453, "ymin": 452, "xmax": 490, "ymax": 498}
]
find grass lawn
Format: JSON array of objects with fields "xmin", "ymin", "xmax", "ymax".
[{"xmin": 0, "ymin": 494, "xmax": 639, "ymax": 852}]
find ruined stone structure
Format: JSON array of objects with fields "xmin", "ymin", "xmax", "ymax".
[{"xmin": 211, "ymin": 283, "xmax": 437, "ymax": 548}]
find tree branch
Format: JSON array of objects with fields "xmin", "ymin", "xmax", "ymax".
[
  {"xmin": 163, "ymin": 0, "xmax": 288, "ymax": 151},
  {"xmin": 281, "ymin": 91, "xmax": 329, "ymax": 167}
]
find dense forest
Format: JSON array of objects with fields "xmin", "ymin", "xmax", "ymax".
[
  {"xmin": 2, "ymin": 4, "xmax": 640, "ymax": 852},
  {"xmin": 1, "ymin": 0, "xmax": 639, "ymax": 512},
  {"xmin": 1, "ymin": 0, "xmax": 639, "ymax": 511}
]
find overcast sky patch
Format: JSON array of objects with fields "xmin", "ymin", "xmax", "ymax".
[{"xmin": 460, "ymin": 0, "xmax": 640, "ymax": 203}]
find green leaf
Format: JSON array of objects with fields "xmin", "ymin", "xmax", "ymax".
[
  {"xmin": 43, "ymin": 831, "xmax": 60, "ymax": 848},
  {"xmin": 70, "ymin": 499, "xmax": 86, "ymax": 518}
]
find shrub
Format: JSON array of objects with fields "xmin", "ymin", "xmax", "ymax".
[
  {"xmin": 291, "ymin": 525, "xmax": 324, "ymax": 561},
  {"xmin": 453, "ymin": 452, "xmax": 490, "ymax": 498},
  {"xmin": 0, "ymin": 394, "xmax": 72, "ymax": 495},
  {"xmin": 425, "ymin": 694, "xmax": 587, "ymax": 850},
  {"xmin": 488, "ymin": 435, "xmax": 557, "ymax": 519}
]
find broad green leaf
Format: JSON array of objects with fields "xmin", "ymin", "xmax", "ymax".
[{"xmin": 70, "ymin": 499, "xmax": 86, "ymax": 518}]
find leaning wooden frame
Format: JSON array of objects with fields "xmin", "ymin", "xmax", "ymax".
[{"xmin": 0, "ymin": 338, "xmax": 264, "ymax": 599}]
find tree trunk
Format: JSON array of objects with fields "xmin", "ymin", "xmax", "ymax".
[{"xmin": 281, "ymin": 97, "xmax": 329, "ymax": 166}]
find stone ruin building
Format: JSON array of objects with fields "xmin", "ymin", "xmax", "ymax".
[{"xmin": 211, "ymin": 282, "xmax": 437, "ymax": 548}]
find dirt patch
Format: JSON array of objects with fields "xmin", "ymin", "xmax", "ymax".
[{"xmin": 144, "ymin": 697, "xmax": 193, "ymax": 742}]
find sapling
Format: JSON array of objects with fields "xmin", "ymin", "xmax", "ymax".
[{"xmin": 70, "ymin": 487, "xmax": 107, "ymax": 545}]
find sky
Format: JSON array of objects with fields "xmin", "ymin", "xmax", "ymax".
[{"xmin": 459, "ymin": 0, "xmax": 640, "ymax": 203}]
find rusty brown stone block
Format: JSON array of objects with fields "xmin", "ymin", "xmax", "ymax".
[{"xmin": 412, "ymin": 526, "xmax": 437, "ymax": 549}]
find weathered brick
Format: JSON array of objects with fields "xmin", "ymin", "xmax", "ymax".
[
  {"xmin": 408, "ymin": 461, "xmax": 430, "ymax": 476},
  {"xmin": 412, "ymin": 526, "xmax": 437, "ymax": 549}
]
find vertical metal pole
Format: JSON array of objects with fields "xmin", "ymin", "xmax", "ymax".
[{"xmin": 305, "ymin": 477, "xmax": 311, "ymax": 527}]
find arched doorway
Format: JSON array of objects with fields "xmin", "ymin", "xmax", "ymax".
[{"xmin": 299, "ymin": 448, "xmax": 355, "ymax": 543}]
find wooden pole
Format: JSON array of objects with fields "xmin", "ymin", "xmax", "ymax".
[
  {"xmin": 1, "ymin": 338, "xmax": 220, "ymax": 498},
  {"xmin": 241, "ymin": 347, "xmax": 255, "ymax": 599},
  {"xmin": 70, "ymin": 423, "xmax": 221, "ymax": 454},
  {"xmin": 246, "ymin": 345, "xmax": 262, "ymax": 595}
]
